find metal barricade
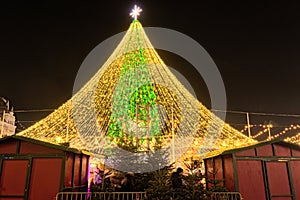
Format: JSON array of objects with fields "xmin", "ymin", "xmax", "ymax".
[
  {"xmin": 55, "ymin": 191, "xmax": 242, "ymax": 200},
  {"xmin": 210, "ymin": 192, "xmax": 243, "ymax": 200},
  {"xmin": 55, "ymin": 192, "xmax": 147, "ymax": 200}
]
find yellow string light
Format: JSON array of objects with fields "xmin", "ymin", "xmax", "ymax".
[{"xmin": 285, "ymin": 131, "xmax": 300, "ymax": 144}]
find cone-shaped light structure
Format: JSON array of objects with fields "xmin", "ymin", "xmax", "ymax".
[{"xmin": 18, "ymin": 15, "xmax": 257, "ymax": 162}]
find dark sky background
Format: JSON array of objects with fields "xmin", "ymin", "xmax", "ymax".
[{"xmin": 1, "ymin": 1, "xmax": 300, "ymax": 133}]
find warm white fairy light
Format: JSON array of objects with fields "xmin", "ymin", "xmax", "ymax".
[
  {"xmin": 130, "ymin": 5, "xmax": 142, "ymax": 20},
  {"xmin": 239, "ymin": 123, "xmax": 300, "ymax": 144},
  {"xmin": 285, "ymin": 131, "xmax": 300, "ymax": 144}
]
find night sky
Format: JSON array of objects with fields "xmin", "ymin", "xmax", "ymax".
[{"xmin": 1, "ymin": 1, "xmax": 300, "ymax": 132}]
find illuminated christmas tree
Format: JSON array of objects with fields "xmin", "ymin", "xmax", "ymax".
[{"xmin": 18, "ymin": 5, "xmax": 256, "ymax": 167}]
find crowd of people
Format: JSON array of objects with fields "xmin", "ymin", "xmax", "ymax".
[
  {"xmin": 89, "ymin": 165, "xmax": 202, "ymax": 193},
  {"xmin": 89, "ymin": 165, "xmax": 134, "ymax": 192}
]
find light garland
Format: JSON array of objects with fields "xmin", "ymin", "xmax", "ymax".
[
  {"xmin": 285, "ymin": 131, "xmax": 300, "ymax": 144},
  {"xmin": 239, "ymin": 123, "xmax": 300, "ymax": 143},
  {"xmin": 273, "ymin": 124, "xmax": 300, "ymax": 141},
  {"xmin": 17, "ymin": 18, "xmax": 257, "ymax": 162}
]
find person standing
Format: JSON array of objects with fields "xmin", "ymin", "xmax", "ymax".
[
  {"xmin": 171, "ymin": 167, "xmax": 184, "ymax": 190},
  {"xmin": 120, "ymin": 173, "xmax": 133, "ymax": 192}
]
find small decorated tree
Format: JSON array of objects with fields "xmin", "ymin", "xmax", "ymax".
[
  {"xmin": 180, "ymin": 159, "xmax": 208, "ymax": 200},
  {"xmin": 146, "ymin": 165, "xmax": 173, "ymax": 200},
  {"xmin": 206, "ymin": 169, "xmax": 228, "ymax": 193},
  {"xmin": 145, "ymin": 143, "xmax": 174, "ymax": 199}
]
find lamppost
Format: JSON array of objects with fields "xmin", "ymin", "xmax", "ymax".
[
  {"xmin": 263, "ymin": 123, "xmax": 273, "ymax": 140},
  {"xmin": 267, "ymin": 124, "xmax": 273, "ymax": 140}
]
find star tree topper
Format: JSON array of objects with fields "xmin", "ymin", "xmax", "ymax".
[{"xmin": 130, "ymin": 5, "xmax": 142, "ymax": 20}]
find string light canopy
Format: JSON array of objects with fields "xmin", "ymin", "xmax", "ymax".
[{"xmin": 18, "ymin": 5, "xmax": 257, "ymax": 163}]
